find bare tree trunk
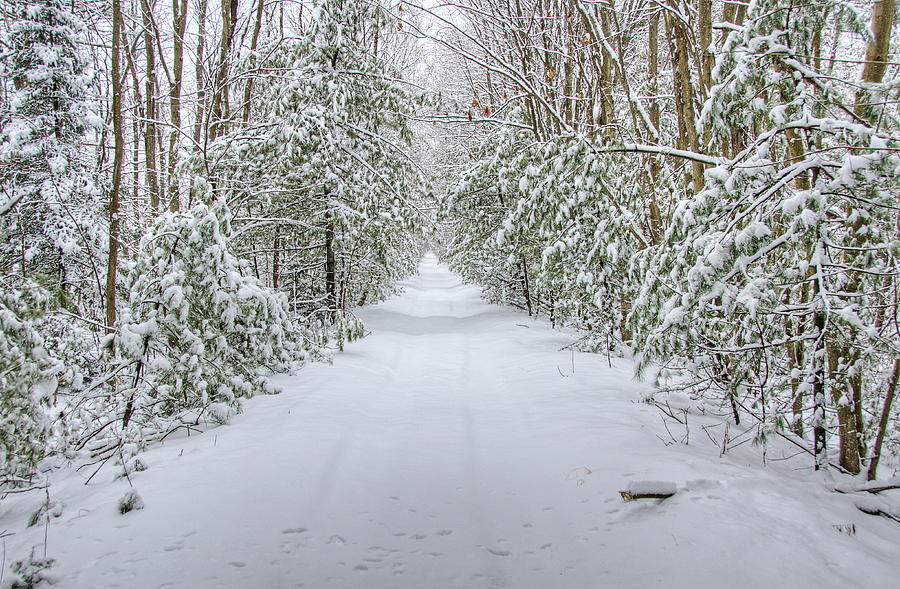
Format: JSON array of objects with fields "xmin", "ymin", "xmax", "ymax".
[
  {"xmin": 124, "ymin": 29, "xmax": 143, "ymax": 214},
  {"xmin": 828, "ymin": 341, "xmax": 861, "ymax": 474},
  {"xmin": 168, "ymin": 0, "xmax": 188, "ymax": 211},
  {"xmin": 648, "ymin": 10, "xmax": 660, "ymax": 139},
  {"xmin": 663, "ymin": 9, "xmax": 687, "ymax": 152},
  {"xmin": 241, "ymin": 0, "xmax": 266, "ymax": 123},
  {"xmin": 598, "ymin": 8, "xmax": 615, "ymax": 137},
  {"xmin": 522, "ymin": 258, "xmax": 532, "ymax": 316},
  {"xmin": 193, "ymin": 0, "xmax": 208, "ymax": 150},
  {"xmin": 325, "ymin": 212, "xmax": 336, "ymax": 319},
  {"xmin": 789, "ymin": 281, "xmax": 809, "ymax": 436},
  {"xmin": 208, "ymin": 0, "xmax": 238, "ymax": 144},
  {"xmin": 667, "ymin": 1, "xmax": 703, "ymax": 193},
  {"xmin": 107, "ymin": 0, "xmax": 125, "ymax": 333},
  {"xmin": 647, "ymin": 9, "xmax": 662, "ymax": 242},
  {"xmin": 719, "ymin": 2, "xmax": 747, "ymax": 157},
  {"xmin": 867, "ymin": 357, "xmax": 900, "ymax": 480},
  {"xmin": 813, "ymin": 265, "xmax": 827, "ymax": 470},
  {"xmin": 142, "ymin": 0, "xmax": 158, "ymax": 210},
  {"xmin": 698, "ymin": 0, "xmax": 713, "ymax": 96},
  {"xmin": 272, "ymin": 230, "xmax": 281, "ymax": 289},
  {"xmin": 855, "ymin": 0, "xmax": 895, "ymax": 124}
]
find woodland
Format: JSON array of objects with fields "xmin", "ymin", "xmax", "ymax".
[{"xmin": 2, "ymin": 0, "xmax": 900, "ymax": 552}]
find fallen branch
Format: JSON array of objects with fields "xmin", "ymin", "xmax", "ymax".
[
  {"xmin": 835, "ymin": 477, "xmax": 900, "ymax": 495},
  {"xmin": 620, "ymin": 480, "xmax": 677, "ymax": 501},
  {"xmin": 854, "ymin": 496, "xmax": 900, "ymax": 524}
]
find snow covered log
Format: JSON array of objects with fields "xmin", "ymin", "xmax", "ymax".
[
  {"xmin": 834, "ymin": 477, "xmax": 900, "ymax": 495},
  {"xmin": 619, "ymin": 481, "xmax": 677, "ymax": 501}
]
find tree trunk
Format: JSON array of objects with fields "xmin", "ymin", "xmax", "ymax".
[
  {"xmin": 867, "ymin": 357, "xmax": 900, "ymax": 480},
  {"xmin": 272, "ymin": 230, "xmax": 281, "ymax": 289},
  {"xmin": 789, "ymin": 281, "xmax": 809, "ymax": 436},
  {"xmin": 193, "ymin": 0, "xmax": 208, "ymax": 150},
  {"xmin": 241, "ymin": 0, "xmax": 266, "ymax": 124},
  {"xmin": 812, "ymin": 264, "xmax": 827, "ymax": 470},
  {"xmin": 168, "ymin": 0, "xmax": 189, "ymax": 211},
  {"xmin": 325, "ymin": 213, "xmax": 336, "ymax": 319},
  {"xmin": 664, "ymin": 9, "xmax": 686, "ymax": 152},
  {"xmin": 107, "ymin": 0, "xmax": 125, "ymax": 333},
  {"xmin": 828, "ymin": 341, "xmax": 861, "ymax": 474},
  {"xmin": 698, "ymin": 0, "xmax": 713, "ymax": 96},
  {"xmin": 208, "ymin": 0, "xmax": 239, "ymax": 144},
  {"xmin": 720, "ymin": 2, "xmax": 747, "ymax": 157},
  {"xmin": 854, "ymin": 0, "xmax": 896, "ymax": 124},
  {"xmin": 667, "ymin": 0, "xmax": 703, "ymax": 193},
  {"xmin": 522, "ymin": 258, "xmax": 533, "ymax": 316},
  {"xmin": 142, "ymin": 0, "xmax": 158, "ymax": 210},
  {"xmin": 598, "ymin": 8, "xmax": 615, "ymax": 137},
  {"xmin": 719, "ymin": 1, "xmax": 747, "ymax": 47},
  {"xmin": 124, "ymin": 30, "xmax": 143, "ymax": 217},
  {"xmin": 647, "ymin": 9, "xmax": 662, "ymax": 242}
]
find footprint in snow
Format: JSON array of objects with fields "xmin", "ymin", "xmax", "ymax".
[
  {"xmin": 486, "ymin": 547, "xmax": 511, "ymax": 557},
  {"xmin": 435, "ymin": 529, "xmax": 453, "ymax": 536},
  {"xmin": 282, "ymin": 527, "xmax": 308, "ymax": 535},
  {"xmin": 228, "ymin": 561, "xmax": 246, "ymax": 568},
  {"xmin": 327, "ymin": 535, "xmax": 347, "ymax": 545}
]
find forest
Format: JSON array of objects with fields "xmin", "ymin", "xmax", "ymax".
[{"xmin": 2, "ymin": 0, "xmax": 900, "ymax": 580}]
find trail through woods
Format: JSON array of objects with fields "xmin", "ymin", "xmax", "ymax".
[{"xmin": 4, "ymin": 255, "xmax": 899, "ymax": 588}]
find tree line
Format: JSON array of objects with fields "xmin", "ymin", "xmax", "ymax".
[
  {"xmin": 1, "ymin": 0, "xmax": 429, "ymax": 489},
  {"xmin": 435, "ymin": 0, "xmax": 900, "ymax": 478}
]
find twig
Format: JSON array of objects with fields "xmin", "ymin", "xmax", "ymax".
[
  {"xmin": 1, "ymin": 532, "xmax": 7, "ymax": 586},
  {"xmin": 117, "ymin": 441, "xmax": 133, "ymax": 488},
  {"xmin": 84, "ymin": 453, "xmax": 115, "ymax": 486}
]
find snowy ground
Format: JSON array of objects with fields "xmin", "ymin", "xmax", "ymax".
[{"xmin": 2, "ymin": 254, "xmax": 899, "ymax": 588}]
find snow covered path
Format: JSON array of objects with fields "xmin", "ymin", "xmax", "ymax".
[{"xmin": 5, "ymin": 254, "xmax": 899, "ymax": 588}]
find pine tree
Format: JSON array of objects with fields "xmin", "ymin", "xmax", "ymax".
[
  {"xmin": 0, "ymin": 0, "xmax": 103, "ymax": 284},
  {"xmin": 203, "ymin": 0, "xmax": 425, "ymax": 326},
  {"xmin": 113, "ymin": 196, "xmax": 314, "ymax": 432},
  {"xmin": 630, "ymin": 0, "xmax": 897, "ymax": 471},
  {"xmin": 0, "ymin": 275, "xmax": 60, "ymax": 481}
]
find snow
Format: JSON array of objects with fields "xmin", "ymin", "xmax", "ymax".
[
  {"xmin": 624, "ymin": 480, "xmax": 677, "ymax": 497},
  {"xmin": 2, "ymin": 255, "xmax": 899, "ymax": 588}
]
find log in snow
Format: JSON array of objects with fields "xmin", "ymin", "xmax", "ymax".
[{"xmin": 620, "ymin": 480, "xmax": 677, "ymax": 501}]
